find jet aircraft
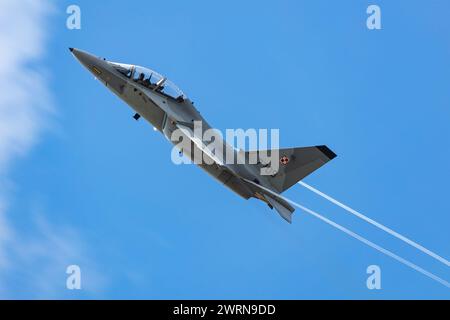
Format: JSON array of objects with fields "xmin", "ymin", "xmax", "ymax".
[{"xmin": 70, "ymin": 48, "xmax": 336, "ymax": 223}]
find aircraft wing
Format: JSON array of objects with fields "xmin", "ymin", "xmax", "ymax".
[{"xmin": 175, "ymin": 122, "xmax": 225, "ymax": 166}]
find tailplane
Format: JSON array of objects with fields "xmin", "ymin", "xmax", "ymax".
[
  {"xmin": 241, "ymin": 178, "xmax": 295, "ymax": 223},
  {"xmin": 265, "ymin": 195, "xmax": 294, "ymax": 223}
]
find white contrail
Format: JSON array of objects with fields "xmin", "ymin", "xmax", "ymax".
[
  {"xmin": 298, "ymin": 181, "xmax": 450, "ymax": 268},
  {"xmin": 293, "ymin": 202, "xmax": 450, "ymax": 289},
  {"xmin": 240, "ymin": 178, "xmax": 450, "ymax": 289}
]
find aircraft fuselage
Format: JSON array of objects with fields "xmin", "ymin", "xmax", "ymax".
[{"xmin": 70, "ymin": 48, "xmax": 262, "ymax": 200}]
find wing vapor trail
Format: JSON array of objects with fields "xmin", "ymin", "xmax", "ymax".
[
  {"xmin": 242, "ymin": 179, "xmax": 450, "ymax": 289},
  {"xmin": 298, "ymin": 181, "xmax": 450, "ymax": 268},
  {"xmin": 295, "ymin": 203, "xmax": 450, "ymax": 289}
]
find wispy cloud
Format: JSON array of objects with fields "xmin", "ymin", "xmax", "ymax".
[
  {"xmin": 0, "ymin": 0, "xmax": 53, "ymax": 173},
  {"xmin": 0, "ymin": 213, "xmax": 107, "ymax": 298},
  {"xmin": 0, "ymin": 0, "xmax": 105, "ymax": 298}
]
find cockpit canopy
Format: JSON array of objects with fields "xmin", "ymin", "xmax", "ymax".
[{"xmin": 109, "ymin": 62, "xmax": 187, "ymax": 101}]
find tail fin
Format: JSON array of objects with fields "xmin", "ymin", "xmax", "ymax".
[{"xmin": 246, "ymin": 145, "xmax": 336, "ymax": 193}]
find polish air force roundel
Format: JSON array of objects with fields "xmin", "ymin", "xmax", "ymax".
[{"xmin": 280, "ymin": 156, "xmax": 290, "ymax": 165}]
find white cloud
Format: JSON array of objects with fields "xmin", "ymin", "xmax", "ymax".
[
  {"xmin": 0, "ymin": 0, "xmax": 53, "ymax": 173},
  {"xmin": 0, "ymin": 0, "xmax": 106, "ymax": 298}
]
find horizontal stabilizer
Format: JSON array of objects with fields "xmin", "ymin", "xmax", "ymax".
[
  {"xmin": 265, "ymin": 195, "xmax": 294, "ymax": 223},
  {"xmin": 241, "ymin": 178, "xmax": 295, "ymax": 223}
]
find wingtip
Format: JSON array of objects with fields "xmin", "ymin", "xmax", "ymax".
[
  {"xmin": 317, "ymin": 145, "xmax": 337, "ymax": 160},
  {"xmin": 284, "ymin": 214, "xmax": 293, "ymax": 224}
]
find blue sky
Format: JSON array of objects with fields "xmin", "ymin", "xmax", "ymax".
[{"xmin": 1, "ymin": 0, "xmax": 449, "ymax": 299}]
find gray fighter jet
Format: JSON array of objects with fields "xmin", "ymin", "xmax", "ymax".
[{"xmin": 70, "ymin": 48, "xmax": 336, "ymax": 223}]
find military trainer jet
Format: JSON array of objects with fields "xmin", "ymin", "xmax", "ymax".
[{"xmin": 70, "ymin": 48, "xmax": 336, "ymax": 223}]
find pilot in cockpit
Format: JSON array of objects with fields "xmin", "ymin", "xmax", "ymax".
[
  {"xmin": 136, "ymin": 72, "xmax": 145, "ymax": 85},
  {"xmin": 143, "ymin": 74, "xmax": 153, "ymax": 88}
]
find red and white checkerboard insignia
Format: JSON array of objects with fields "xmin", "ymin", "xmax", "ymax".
[{"xmin": 280, "ymin": 156, "xmax": 290, "ymax": 165}]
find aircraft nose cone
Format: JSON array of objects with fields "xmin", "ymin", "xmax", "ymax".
[
  {"xmin": 69, "ymin": 48, "xmax": 114, "ymax": 83},
  {"xmin": 69, "ymin": 48, "xmax": 100, "ymax": 70},
  {"xmin": 69, "ymin": 47, "xmax": 84, "ymax": 60}
]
